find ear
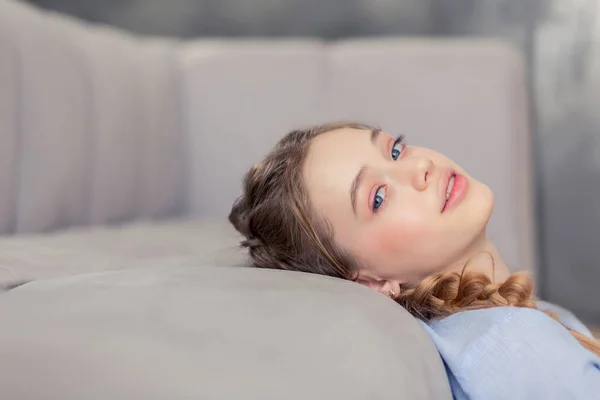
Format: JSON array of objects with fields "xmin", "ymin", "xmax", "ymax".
[{"xmin": 355, "ymin": 272, "xmax": 402, "ymax": 299}]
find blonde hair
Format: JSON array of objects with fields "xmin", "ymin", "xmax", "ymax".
[{"xmin": 229, "ymin": 122, "xmax": 600, "ymax": 358}]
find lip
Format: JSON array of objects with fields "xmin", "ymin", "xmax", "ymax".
[
  {"xmin": 439, "ymin": 169, "xmax": 454, "ymax": 212},
  {"xmin": 440, "ymin": 169, "xmax": 468, "ymax": 213}
]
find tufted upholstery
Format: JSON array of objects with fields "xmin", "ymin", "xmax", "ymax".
[
  {"xmin": 0, "ymin": 0, "xmax": 184, "ymax": 234},
  {"xmin": 0, "ymin": 0, "xmax": 535, "ymax": 274}
]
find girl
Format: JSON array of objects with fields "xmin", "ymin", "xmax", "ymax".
[{"xmin": 229, "ymin": 122, "xmax": 600, "ymax": 399}]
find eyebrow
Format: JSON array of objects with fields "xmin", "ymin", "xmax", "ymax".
[
  {"xmin": 370, "ymin": 128, "xmax": 381, "ymax": 145},
  {"xmin": 350, "ymin": 129, "xmax": 382, "ymax": 215}
]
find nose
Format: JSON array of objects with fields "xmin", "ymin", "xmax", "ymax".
[
  {"xmin": 387, "ymin": 156, "xmax": 434, "ymax": 191},
  {"xmin": 413, "ymin": 156, "xmax": 434, "ymax": 190}
]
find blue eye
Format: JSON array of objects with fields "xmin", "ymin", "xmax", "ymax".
[
  {"xmin": 373, "ymin": 186, "xmax": 386, "ymax": 211},
  {"xmin": 391, "ymin": 135, "xmax": 406, "ymax": 160}
]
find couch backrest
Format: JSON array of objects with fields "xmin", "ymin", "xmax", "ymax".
[
  {"xmin": 180, "ymin": 39, "xmax": 537, "ymax": 274},
  {"xmin": 0, "ymin": 0, "xmax": 537, "ymax": 274},
  {"xmin": 0, "ymin": 0, "xmax": 185, "ymax": 235}
]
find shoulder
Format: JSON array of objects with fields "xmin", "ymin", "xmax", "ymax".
[
  {"xmin": 420, "ymin": 307, "xmax": 600, "ymax": 399},
  {"xmin": 423, "ymin": 306, "xmax": 595, "ymax": 358},
  {"xmin": 536, "ymin": 300, "xmax": 594, "ymax": 337},
  {"xmin": 425, "ymin": 304, "xmax": 593, "ymax": 343}
]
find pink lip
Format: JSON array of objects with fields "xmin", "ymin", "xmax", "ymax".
[{"xmin": 440, "ymin": 170, "xmax": 468, "ymax": 213}]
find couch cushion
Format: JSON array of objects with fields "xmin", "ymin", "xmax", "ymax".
[
  {"xmin": 0, "ymin": 266, "xmax": 451, "ymax": 399},
  {"xmin": 179, "ymin": 39, "xmax": 327, "ymax": 220},
  {"xmin": 0, "ymin": 220, "xmax": 246, "ymax": 289}
]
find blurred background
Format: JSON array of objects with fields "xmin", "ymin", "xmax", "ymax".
[{"xmin": 20, "ymin": 0, "xmax": 600, "ymax": 322}]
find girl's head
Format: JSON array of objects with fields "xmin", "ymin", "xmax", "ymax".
[{"xmin": 230, "ymin": 122, "xmax": 496, "ymax": 294}]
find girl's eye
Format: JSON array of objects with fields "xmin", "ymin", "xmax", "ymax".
[
  {"xmin": 373, "ymin": 186, "xmax": 386, "ymax": 212},
  {"xmin": 391, "ymin": 135, "xmax": 406, "ymax": 160}
]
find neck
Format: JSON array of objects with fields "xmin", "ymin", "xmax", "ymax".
[{"xmin": 446, "ymin": 234, "xmax": 511, "ymax": 284}]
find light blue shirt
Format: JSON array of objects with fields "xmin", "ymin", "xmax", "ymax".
[{"xmin": 420, "ymin": 303, "xmax": 600, "ymax": 399}]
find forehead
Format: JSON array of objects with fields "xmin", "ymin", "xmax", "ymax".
[{"xmin": 303, "ymin": 127, "xmax": 374, "ymax": 201}]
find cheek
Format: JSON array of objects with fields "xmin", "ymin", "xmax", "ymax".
[
  {"xmin": 377, "ymin": 220, "xmax": 428, "ymax": 255},
  {"xmin": 368, "ymin": 208, "xmax": 436, "ymax": 261}
]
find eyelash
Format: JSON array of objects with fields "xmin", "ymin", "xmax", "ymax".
[
  {"xmin": 391, "ymin": 134, "xmax": 406, "ymax": 161},
  {"xmin": 372, "ymin": 186, "xmax": 386, "ymax": 212},
  {"xmin": 371, "ymin": 135, "xmax": 406, "ymax": 212}
]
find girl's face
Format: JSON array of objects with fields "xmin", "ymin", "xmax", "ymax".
[{"xmin": 302, "ymin": 127, "xmax": 494, "ymax": 289}]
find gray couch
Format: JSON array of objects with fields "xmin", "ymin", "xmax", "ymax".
[{"xmin": 0, "ymin": 0, "xmax": 536, "ymax": 398}]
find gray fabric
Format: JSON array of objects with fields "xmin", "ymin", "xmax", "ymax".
[
  {"xmin": 0, "ymin": 266, "xmax": 451, "ymax": 399},
  {"xmin": 0, "ymin": 220, "xmax": 247, "ymax": 288},
  {"xmin": 0, "ymin": 0, "xmax": 184, "ymax": 234},
  {"xmin": 180, "ymin": 39, "xmax": 327, "ymax": 220},
  {"xmin": 0, "ymin": 15, "xmax": 18, "ymax": 235}
]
